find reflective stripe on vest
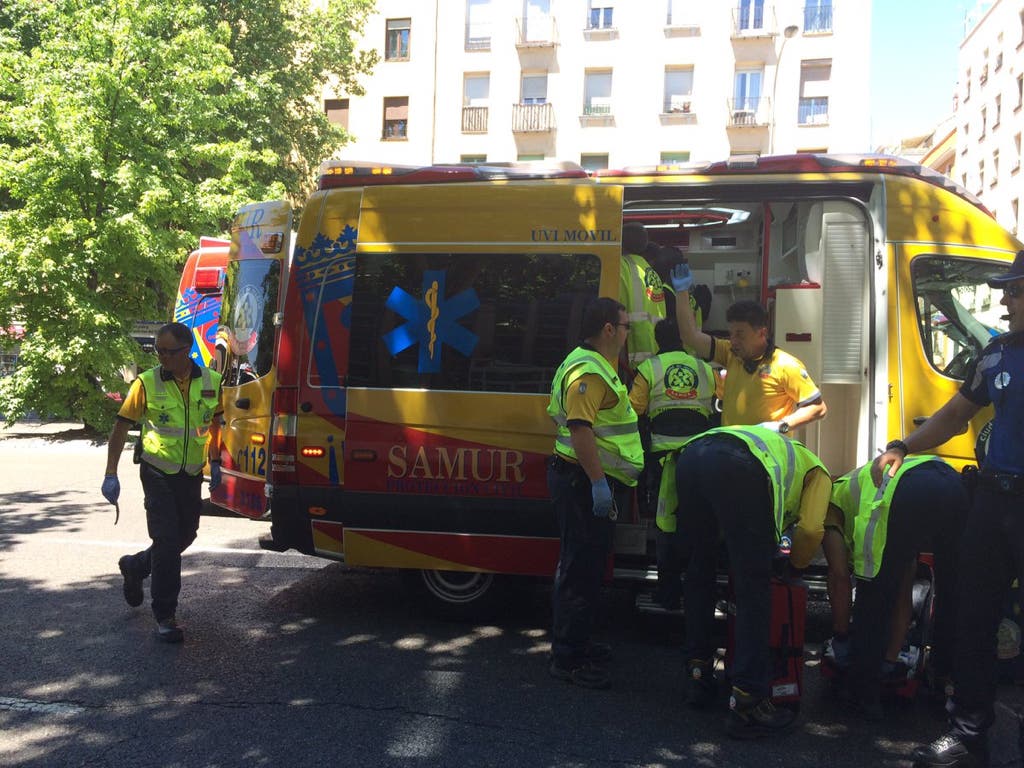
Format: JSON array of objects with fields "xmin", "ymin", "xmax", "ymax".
[
  {"xmin": 639, "ymin": 352, "xmax": 715, "ymax": 452},
  {"xmin": 139, "ymin": 365, "xmax": 221, "ymax": 476},
  {"xmin": 547, "ymin": 347, "xmax": 644, "ymax": 485},
  {"xmin": 834, "ymin": 455, "xmax": 939, "ymax": 579}
]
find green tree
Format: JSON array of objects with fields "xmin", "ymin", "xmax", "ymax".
[{"xmin": 0, "ymin": 0, "xmax": 376, "ymax": 432}]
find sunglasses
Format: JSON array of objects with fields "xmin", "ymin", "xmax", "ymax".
[
  {"xmin": 1004, "ymin": 283, "xmax": 1024, "ymax": 299},
  {"xmin": 615, "ymin": 322, "xmax": 631, "ymax": 331},
  {"xmin": 155, "ymin": 345, "xmax": 189, "ymax": 356}
]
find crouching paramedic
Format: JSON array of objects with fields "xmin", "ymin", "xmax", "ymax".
[
  {"xmin": 101, "ymin": 322, "xmax": 223, "ymax": 643},
  {"xmin": 547, "ymin": 298, "xmax": 644, "ymax": 690},
  {"xmin": 674, "ymin": 425, "xmax": 829, "ymax": 738},
  {"xmin": 628, "ymin": 318, "xmax": 717, "ymax": 609},
  {"xmin": 823, "ymin": 457, "xmax": 966, "ymax": 718}
]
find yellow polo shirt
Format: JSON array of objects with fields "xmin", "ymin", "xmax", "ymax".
[{"xmin": 711, "ymin": 342, "xmax": 821, "ymax": 426}]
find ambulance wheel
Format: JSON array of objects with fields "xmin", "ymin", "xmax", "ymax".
[{"xmin": 403, "ymin": 569, "xmax": 505, "ymax": 619}]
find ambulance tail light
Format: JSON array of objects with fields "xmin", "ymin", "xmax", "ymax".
[{"xmin": 270, "ymin": 387, "xmax": 298, "ymax": 485}]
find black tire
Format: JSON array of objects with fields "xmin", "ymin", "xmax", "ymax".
[{"xmin": 401, "ymin": 569, "xmax": 507, "ymax": 620}]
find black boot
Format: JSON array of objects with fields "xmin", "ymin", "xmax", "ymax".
[{"xmin": 685, "ymin": 658, "xmax": 717, "ymax": 709}]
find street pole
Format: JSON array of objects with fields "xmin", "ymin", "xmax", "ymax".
[{"xmin": 769, "ymin": 24, "xmax": 799, "ymax": 156}]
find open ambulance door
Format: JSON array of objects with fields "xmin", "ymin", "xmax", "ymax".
[{"xmin": 213, "ymin": 201, "xmax": 293, "ymax": 518}]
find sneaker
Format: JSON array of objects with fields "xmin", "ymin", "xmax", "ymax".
[
  {"xmin": 549, "ymin": 657, "xmax": 610, "ymax": 690},
  {"xmin": 155, "ymin": 618, "xmax": 184, "ymax": 644},
  {"xmin": 824, "ymin": 635, "xmax": 852, "ymax": 670},
  {"xmin": 911, "ymin": 732, "xmax": 988, "ymax": 767},
  {"xmin": 727, "ymin": 688, "xmax": 797, "ymax": 739},
  {"xmin": 583, "ymin": 641, "xmax": 612, "ymax": 664},
  {"xmin": 686, "ymin": 658, "xmax": 717, "ymax": 709},
  {"xmin": 118, "ymin": 556, "xmax": 143, "ymax": 608}
]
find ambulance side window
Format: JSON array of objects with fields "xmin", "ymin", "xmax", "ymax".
[
  {"xmin": 348, "ymin": 252, "xmax": 601, "ymax": 393},
  {"xmin": 911, "ymin": 256, "xmax": 1006, "ymax": 379},
  {"xmin": 219, "ymin": 258, "xmax": 281, "ymax": 386}
]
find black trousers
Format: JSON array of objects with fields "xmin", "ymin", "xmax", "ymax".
[
  {"xmin": 122, "ymin": 462, "xmax": 203, "ymax": 622},
  {"xmin": 676, "ymin": 436, "xmax": 776, "ymax": 698},
  {"xmin": 950, "ymin": 484, "xmax": 1024, "ymax": 741},
  {"xmin": 849, "ymin": 462, "xmax": 966, "ymax": 702},
  {"xmin": 548, "ymin": 458, "xmax": 621, "ymax": 664}
]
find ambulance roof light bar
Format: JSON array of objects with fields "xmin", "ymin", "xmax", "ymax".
[
  {"xmin": 318, "ymin": 160, "xmax": 588, "ymax": 189},
  {"xmin": 598, "ymin": 153, "xmax": 991, "ymax": 217}
]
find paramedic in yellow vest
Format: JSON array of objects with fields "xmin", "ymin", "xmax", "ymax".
[
  {"xmin": 547, "ymin": 298, "xmax": 644, "ymax": 690},
  {"xmin": 670, "ymin": 263, "xmax": 827, "ymax": 431},
  {"xmin": 101, "ymin": 322, "xmax": 223, "ymax": 644},
  {"xmin": 649, "ymin": 243, "xmax": 705, "ymax": 347},
  {"xmin": 822, "ymin": 457, "xmax": 966, "ymax": 719},
  {"xmin": 674, "ymin": 425, "xmax": 830, "ymax": 738},
  {"xmin": 629, "ymin": 318, "xmax": 717, "ymax": 609},
  {"xmin": 620, "ymin": 222, "xmax": 666, "ymax": 367}
]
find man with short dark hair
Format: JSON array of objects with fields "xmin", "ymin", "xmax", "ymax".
[
  {"xmin": 102, "ymin": 322, "xmax": 223, "ymax": 643},
  {"xmin": 671, "ymin": 264, "xmax": 827, "ymax": 431},
  {"xmin": 547, "ymin": 298, "xmax": 644, "ymax": 689}
]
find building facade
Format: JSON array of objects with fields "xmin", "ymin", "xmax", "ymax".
[
  {"xmin": 324, "ymin": 0, "xmax": 871, "ymax": 168},
  {"xmin": 956, "ymin": 0, "xmax": 1024, "ymax": 236}
]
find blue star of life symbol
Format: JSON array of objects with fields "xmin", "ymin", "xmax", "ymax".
[{"xmin": 382, "ymin": 270, "xmax": 479, "ymax": 373}]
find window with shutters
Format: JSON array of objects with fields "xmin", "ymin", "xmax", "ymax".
[{"xmin": 385, "ymin": 18, "xmax": 411, "ymax": 61}]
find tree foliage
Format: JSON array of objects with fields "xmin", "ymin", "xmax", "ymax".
[{"xmin": 0, "ymin": 0, "xmax": 376, "ymax": 431}]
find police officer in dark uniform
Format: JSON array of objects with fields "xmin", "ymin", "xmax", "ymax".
[{"xmin": 875, "ymin": 251, "xmax": 1024, "ymax": 767}]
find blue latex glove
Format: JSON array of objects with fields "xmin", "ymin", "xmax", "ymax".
[
  {"xmin": 591, "ymin": 479, "xmax": 613, "ymax": 518},
  {"xmin": 209, "ymin": 461, "xmax": 222, "ymax": 492},
  {"xmin": 670, "ymin": 262, "xmax": 693, "ymax": 293},
  {"xmin": 101, "ymin": 475, "xmax": 120, "ymax": 504}
]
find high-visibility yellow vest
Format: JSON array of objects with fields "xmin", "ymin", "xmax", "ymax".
[
  {"xmin": 671, "ymin": 425, "xmax": 827, "ymax": 540},
  {"xmin": 547, "ymin": 347, "xmax": 644, "ymax": 486},
  {"xmin": 620, "ymin": 253, "xmax": 666, "ymax": 366},
  {"xmin": 138, "ymin": 365, "xmax": 221, "ymax": 476},
  {"xmin": 830, "ymin": 455, "xmax": 940, "ymax": 579},
  {"xmin": 635, "ymin": 350, "xmax": 715, "ymax": 452},
  {"xmin": 656, "ymin": 452, "xmax": 681, "ymax": 532}
]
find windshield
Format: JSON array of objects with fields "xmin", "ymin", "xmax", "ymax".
[{"xmin": 911, "ymin": 256, "xmax": 1006, "ymax": 380}]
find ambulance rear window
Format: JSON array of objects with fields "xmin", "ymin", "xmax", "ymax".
[{"xmin": 348, "ymin": 252, "xmax": 602, "ymax": 393}]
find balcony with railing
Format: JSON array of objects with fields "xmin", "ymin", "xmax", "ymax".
[
  {"xmin": 465, "ymin": 22, "xmax": 491, "ymax": 51},
  {"xmin": 727, "ymin": 96, "xmax": 770, "ymax": 127},
  {"xmin": 798, "ymin": 97, "xmax": 829, "ymax": 125},
  {"xmin": 580, "ymin": 100, "xmax": 614, "ymax": 126},
  {"xmin": 462, "ymin": 106, "xmax": 489, "ymax": 134},
  {"xmin": 512, "ymin": 102, "xmax": 555, "ymax": 133},
  {"xmin": 660, "ymin": 96, "xmax": 697, "ymax": 124},
  {"xmin": 803, "ymin": 3, "xmax": 833, "ymax": 33},
  {"xmin": 515, "ymin": 16, "xmax": 558, "ymax": 48},
  {"xmin": 731, "ymin": 4, "xmax": 778, "ymax": 38}
]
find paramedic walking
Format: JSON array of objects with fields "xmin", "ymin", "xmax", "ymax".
[
  {"xmin": 101, "ymin": 322, "xmax": 223, "ymax": 643},
  {"xmin": 547, "ymin": 298, "xmax": 644, "ymax": 689},
  {"xmin": 876, "ymin": 252, "xmax": 1024, "ymax": 767}
]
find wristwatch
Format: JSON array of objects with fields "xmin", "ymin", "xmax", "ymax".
[
  {"xmin": 885, "ymin": 439, "xmax": 909, "ymax": 456},
  {"xmin": 778, "ymin": 421, "xmax": 791, "ymax": 434}
]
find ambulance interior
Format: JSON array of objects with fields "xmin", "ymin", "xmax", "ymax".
[{"xmin": 620, "ymin": 193, "xmax": 873, "ymax": 557}]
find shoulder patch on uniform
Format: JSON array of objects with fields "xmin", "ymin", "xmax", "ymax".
[{"xmin": 799, "ymin": 369, "xmax": 809, "ymax": 379}]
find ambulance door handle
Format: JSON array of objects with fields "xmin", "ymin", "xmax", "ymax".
[
  {"xmin": 300, "ymin": 402, "xmax": 312, "ymax": 412},
  {"xmin": 235, "ymin": 397, "xmax": 251, "ymax": 410}
]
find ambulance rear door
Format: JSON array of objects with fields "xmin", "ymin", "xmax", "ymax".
[{"xmin": 214, "ymin": 201, "xmax": 292, "ymax": 518}]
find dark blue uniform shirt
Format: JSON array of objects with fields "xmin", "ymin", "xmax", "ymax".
[{"xmin": 961, "ymin": 332, "xmax": 1024, "ymax": 474}]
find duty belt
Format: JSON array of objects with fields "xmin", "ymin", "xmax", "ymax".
[{"xmin": 977, "ymin": 470, "xmax": 1024, "ymax": 495}]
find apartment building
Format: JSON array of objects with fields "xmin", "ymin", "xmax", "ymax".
[
  {"xmin": 956, "ymin": 0, "xmax": 1024, "ymax": 235},
  {"xmin": 324, "ymin": 0, "xmax": 871, "ymax": 168}
]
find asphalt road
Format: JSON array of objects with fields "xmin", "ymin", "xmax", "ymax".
[{"xmin": 3, "ymin": 421, "xmax": 1024, "ymax": 767}]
